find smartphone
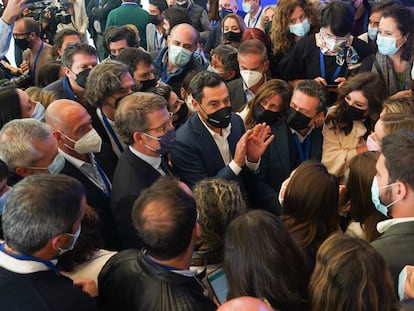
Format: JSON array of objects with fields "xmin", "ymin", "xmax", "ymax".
[
  {"xmin": 207, "ymin": 268, "xmax": 228, "ymax": 305},
  {"xmin": 325, "ymin": 84, "xmax": 338, "ymax": 88}
]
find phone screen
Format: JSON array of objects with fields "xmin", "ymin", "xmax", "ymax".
[{"xmin": 207, "ymin": 268, "xmax": 229, "ymax": 305}]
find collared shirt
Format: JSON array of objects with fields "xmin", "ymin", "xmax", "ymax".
[
  {"xmin": 60, "ymin": 149, "xmax": 111, "ymax": 195},
  {"xmin": 377, "ymin": 217, "xmax": 414, "ymax": 234},
  {"xmin": 0, "ymin": 18, "xmax": 13, "ymax": 59},
  {"xmin": 197, "ymin": 114, "xmax": 259, "ymax": 175},
  {"xmin": 96, "ymin": 108, "xmax": 125, "ymax": 157},
  {"xmin": 0, "ymin": 249, "xmax": 57, "ymax": 274},
  {"xmin": 290, "ymin": 124, "xmax": 315, "ymax": 143},
  {"xmin": 129, "ymin": 145, "xmax": 164, "ymax": 176},
  {"xmin": 244, "ymin": 6, "xmax": 263, "ymax": 28},
  {"xmin": 242, "ymin": 75, "xmax": 267, "ymax": 104}
]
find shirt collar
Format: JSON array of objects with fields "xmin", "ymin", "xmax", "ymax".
[
  {"xmin": 0, "ymin": 250, "xmax": 57, "ymax": 274},
  {"xmin": 376, "ymin": 217, "xmax": 414, "ymax": 234},
  {"xmin": 59, "ymin": 149, "xmax": 93, "ymax": 169},
  {"xmin": 290, "ymin": 124, "xmax": 315, "ymax": 143},
  {"xmin": 129, "ymin": 145, "xmax": 161, "ymax": 168}
]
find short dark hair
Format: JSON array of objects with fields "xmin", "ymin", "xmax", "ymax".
[
  {"xmin": 131, "ymin": 177, "xmax": 197, "ymax": 260},
  {"xmin": 149, "ymin": 0, "xmax": 168, "ymax": 12},
  {"xmin": 321, "ymin": 1, "xmax": 354, "ymax": 37},
  {"xmin": 190, "ymin": 71, "xmax": 225, "ymax": 104},
  {"xmin": 294, "ymin": 79, "xmax": 327, "ymax": 113},
  {"xmin": 38, "ymin": 61, "xmax": 63, "ymax": 88},
  {"xmin": 103, "ymin": 26, "xmax": 139, "ymax": 53},
  {"xmin": 20, "ymin": 17, "xmax": 40, "ymax": 37},
  {"xmin": 61, "ymin": 42, "xmax": 97, "ymax": 69},
  {"xmin": 212, "ymin": 44, "xmax": 239, "ymax": 73},
  {"xmin": 238, "ymin": 39, "xmax": 268, "ymax": 63},
  {"xmin": 382, "ymin": 129, "xmax": 414, "ymax": 189},
  {"xmin": 164, "ymin": 7, "xmax": 191, "ymax": 31},
  {"xmin": 2, "ymin": 174, "xmax": 85, "ymax": 255},
  {"xmin": 116, "ymin": 47, "xmax": 153, "ymax": 72},
  {"xmin": 53, "ymin": 29, "xmax": 82, "ymax": 50}
]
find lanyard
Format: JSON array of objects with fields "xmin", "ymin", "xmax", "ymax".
[
  {"xmin": 248, "ymin": 7, "xmax": 262, "ymax": 28},
  {"xmin": 319, "ymin": 50, "xmax": 343, "ymax": 84},
  {"xmin": 62, "ymin": 76, "xmax": 77, "ymax": 101},
  {"xmin": 31, "ymin": 41, "xmax": 44, "ymax": 82},
  {"xmin": 155, "ymin": 30, "xmax": 164, "ymax": 51},
  {"xmin": 101, "ymin": 110, "xmax": 124, "ymax": 154},
  {"xmin": 0, "ymin": 243, "xmax": 60, "ymax": 275},
  {"xmin": 293, "ymin": 134, "xmax": 312, "ymax": 162},
  {"xmin": 95, "ymin": 161, "xmax": 111, "ymax": 197}
]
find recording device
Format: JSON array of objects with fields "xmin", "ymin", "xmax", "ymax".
[
  {"xmin": 0, "ymin": 74, "xmax": 32, "ymax": 89},
  {"xmin": 207, "ymin": 268, "xmax": 228, "ymax": 305}
]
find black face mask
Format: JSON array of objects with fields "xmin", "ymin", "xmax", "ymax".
[
  {"xmin": 264, "ymin": 21, "xmax": 272, "ymax": 35},
  {"xmin": 206, "ymin": 106, "xmax": 232, "ymax": 128},
  {"xmin": 75, "ymin": 68, "xmax": 91, "ymax": 89},
  {"xmin": 343, "ymin": 104, "xmax": 366, "ymax": 121},
  {"xmin": 254, "ymin": 104, "xmax": 281, "ymax": 125},
  {"xmin": 223, "ymin": 31, "xmax": 242, "ymax": 43},
  {"xmin": 219, "ymin": 8, "xmax": 233, "ymax": 20},
  {"xmin": 15, "ymin": 38, "xmax": 31, "ymax": 50},
  {"xmin": 173, "ymin": 102, "xmax": 189, "ymax": 126},
  {"xmin": 139, "ymin": 79, "xmax": 157, "ymax": 92},
  {"xmin": 149, "ymin": 14, "xmax": 161, "ymax": 25},
  {"xmin": 287, "ymin": 106, "xmax": 312, "ymax": 131}
]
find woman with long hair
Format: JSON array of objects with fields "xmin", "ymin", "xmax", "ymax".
[
  {"xmin": 221, "ymin": 14, "xmax": 247, "ymax": 48},
  {"xmin": 322, "ymin": 72, "xmax": 388, "ymax": 178},
  {"xmin": 224, "ymin": 210, "xmax": 309, "ymax": 311}
]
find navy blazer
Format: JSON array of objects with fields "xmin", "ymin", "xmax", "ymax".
[
  {"xmin": 111, "ymin": 147, "xmax": 165, "ymax": 250},
  {"xmin": 254, "ymin": 119, "xmax": 323, "ymax": 214},
  {"xmin": 170, "ymin": 113, "xmax": 245, "ymax": 188},
  {"xmin": 227, "ymin": 77, "xmax": 245, "ymax": 112}
]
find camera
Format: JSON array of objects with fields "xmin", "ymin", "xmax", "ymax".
[{"xmin": 0, "ymin": 73, "xmax": 33, "ymax": 89}]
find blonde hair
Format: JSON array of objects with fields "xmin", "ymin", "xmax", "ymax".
[
  {"xmin": 25, "ymin": 87, "xmax": 57, "ymax": 108},
  {"xmin": 381, "ymin": 96, "xmax": 414, "ymax": 137}
]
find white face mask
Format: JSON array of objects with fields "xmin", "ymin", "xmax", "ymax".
[
  {"xmin": 289, "ymin": 18, "xmax": 311, "ymax": 37},
  {"xmin": 185, "ymin": 94, "xmax": 196, "ymax": 113},
  {"xmin": 240, "ymin": 70, "xmax": 263, "ymax": 89},
  {"xmin": 61, "ymin": 129, "xmax": 102, "ymax": 154},
  {"xmin": 31, "ymin": 101, "xmax": 45, "ymax": 122},
  {"xmin": 366, "ymin": 133, "xmax": 381, "ymax": 152}
]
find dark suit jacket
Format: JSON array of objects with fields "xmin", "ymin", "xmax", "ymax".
[
  {"xmin": 170, "ymin": 113, "xmax": 245, "ymax": 188},
  {"xmin": 227, "ymin": 77, "xmax": 245, "ymax": 112},
  {"xmin": 371, "ymin": 221, "xmax": 414, "ymax": 293},
  {"xmin": 60, "ymin": 145, "xmax": 120, "ymax": 250},
  {"xmin": 253, "ymin": 120, "xmax": 323, "ymax": 214},
  {"xmin": 111, "ymin": 147, "xmax": 164, "ymax": 250}
]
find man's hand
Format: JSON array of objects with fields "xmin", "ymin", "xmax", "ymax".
[
  {"xmin": 233, "ymin": 130, "xmax": 249, "ymax": 167},
  {"xmin": 246, "ymin": 123, "xmax": 274, "ymax": 163},
  {"xmin": 73, "ymin": 279, "xmax": 99, "ymax": 298},
  {"xmin": 19, "ymin": 60, "xmax": 30, "ymax": 73},
  {"xmin": 2, "ymin": 0, "xmax": 27, "ymax": 25}
]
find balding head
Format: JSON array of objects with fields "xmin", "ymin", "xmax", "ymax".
[
  {"xmin": 218, "ymin": 297, "xmax": 273, "ymax": 311},
  {"xmin": 45, "ymin": 99, "xmax": 99, "ymax": 156},
  {"xmin": 169, "ymin": 23, "xmax": 198, "ymax": 50}
]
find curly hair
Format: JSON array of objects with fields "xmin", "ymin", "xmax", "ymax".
[
  {"xmin": 270, "ymin": 0, "xmax": 319, "ymax": 55},
  {"xmin": 193, "ymin": 178, "xmax": 246, "ymax": 258}
]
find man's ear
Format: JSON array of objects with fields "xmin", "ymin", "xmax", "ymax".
[
  {"xmin": 63, "ymin": 66, "xmax": 72, "ymax": 78},
  {"xmin": 264, "ymin": 59, "xmax": 270, "ymax": 73},
  {"xmin": 133, "ymin": 131, "xmax": 144, "ymax": 145},
  {"xmin": 192, "ymin": 98, "xmax": 201, "ymax": 112},
  {"xmin": 15, "ymin": 167, "xmax": 30, "ymax": 178}
]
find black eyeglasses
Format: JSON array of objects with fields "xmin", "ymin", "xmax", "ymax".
[{"xmin": 13, "ymin": 32, "xmax": 31, "ymax": 39}]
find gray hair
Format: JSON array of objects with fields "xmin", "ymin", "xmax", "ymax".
[
  {"xmin": 294, "ymin": 79, "xmax": 327, "ymax": 113},
  {"xmin": 2, "ymin": 174, "xmax": 85, "ymax": 255},
  {"xmin": 0, "ymin": 119, "xmax": 52, "ymax": 171},
  {"xmin": 115, "ymin": 92, "xmax": 167, "ymax": 145},
  {"xmin": 84, "ymin": 60, "xmax": 132, "ymax": 108}
]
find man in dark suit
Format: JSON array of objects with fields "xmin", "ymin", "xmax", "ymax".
[
  {"xmin": 112, "ymin": 92, "xmax": 175, "ymax": 250},
  {"xmin": 170, "ymin": 71, "xmax": 273, "ymax": 207},
  {"xmin": 45, "ymin": 99, "xmax": 120, "ymax": 250},
  {"xmin": 371, "ymin": 129, "xmax": 414, "ymax": 293},
  {"xmin": 254, "ymin": 80, "xmax": 327, "ymax": 214},
  {"xmin": 227, "ymin": 39, "xmax": 269, "ymax": 111}
]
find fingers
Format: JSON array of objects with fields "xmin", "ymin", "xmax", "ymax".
[
  {"xmin": 314, "ymin": 77, "xmax": 327, "ymax": 86},
  {"xmin": 73, "ymin": 279, "xmax": 98, "ymax": 298}
]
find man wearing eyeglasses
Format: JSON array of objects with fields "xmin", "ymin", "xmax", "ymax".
[
  {"xmin": 111, "ymin": 92, "xmax": 176, "ymax": 250},
  {"xmin": 13, "ymin": 17, "xmax": 54, "ymax": 86}
]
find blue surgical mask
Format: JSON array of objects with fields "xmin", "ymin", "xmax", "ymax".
[
  {"xmin": 168, "ymin": 45, "xmax": 193, "ymax": 67},
  {"xmin": 58, "ymin": 224, "xmax": 81, "ymax": 256},
  {"xmin": 376, "ymin": 34, "xmax": 401, "ymax": 56},
  {"xmin": 48, "ymin": 153, "xmax": 66, "ymax": 174},
  {"xmin": 367, "ymin": 25, "xmax": 378, "ymax": 41},
  {"xmin": 399, "ymin": 266, "xmax": 408, "ymax": 301},
  {"xmin": 371, "ymin": 176, "xmax": 399, "ymax": 217},
  {"xmin": 289, "ymin": 19, "xmax": 311, "ymax": 37},
  {"xmin": 242, "ymin": 2, "xmax": 252, "ymax": 14},
  {"xmin": 31, "ymin": 101, "xmax": 45, "ymax": 122}
]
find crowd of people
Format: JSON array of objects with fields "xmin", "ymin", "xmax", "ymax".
[{"xmin": 0, "ymin": 0, "xmax": 414, "ymax": 309}]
